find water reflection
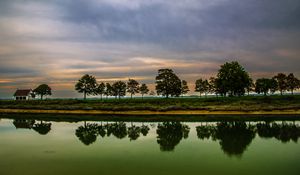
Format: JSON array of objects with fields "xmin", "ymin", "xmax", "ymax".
[
  {"xmin": 157, "ymin": 122, "xmax": 190, "ymax": 151},
  {"xmin": 13, "ymin": 119, "xmax": 52, "ymax": 135},
  {"xmin": 8, "ymin": 119, "xmax": 300, "ymax": 156},
  {"xmin": 75, "ymin": 121, "xmax": 151, "ymax": 145}
]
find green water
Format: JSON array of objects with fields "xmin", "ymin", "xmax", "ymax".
[{"xmin": 0, "ymin": 117, "xmax": 300, "ymax": 175}]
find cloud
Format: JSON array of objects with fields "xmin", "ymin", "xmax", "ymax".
[{"xmin": 0, "ymin": 0, "xmax": 300, "ymax": 98}]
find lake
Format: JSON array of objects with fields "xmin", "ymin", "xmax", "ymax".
[{"xmin": 0, "ymin": 115, "xmax": 300, "ymax": 175}]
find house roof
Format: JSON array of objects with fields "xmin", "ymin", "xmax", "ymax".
[{"xmin": 14, "ymin": 89, "xmax": 32, "ymax": 96}]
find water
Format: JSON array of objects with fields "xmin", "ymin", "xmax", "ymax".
[{"xmin": 0, "ymin": 116, "xmax": 300, "ymax": 175}]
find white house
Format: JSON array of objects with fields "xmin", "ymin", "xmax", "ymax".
[{"xmin": 13, "ymin": 89, "xmax": 35, "ymax": 100}]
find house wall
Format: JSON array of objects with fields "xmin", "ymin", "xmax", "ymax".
[{"xmin": 15, "ymin": 96, "xmax": 28, "ymax": 100}]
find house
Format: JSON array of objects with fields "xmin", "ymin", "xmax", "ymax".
[{"xmin": 13, "ymin": 89, "xmax": 35, "ymax": 100}]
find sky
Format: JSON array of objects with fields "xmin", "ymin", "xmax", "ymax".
[{"xmin": 0, "ymin": 0, "xmax": 300, "ymax": 98}]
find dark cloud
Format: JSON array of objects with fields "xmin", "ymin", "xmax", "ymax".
[{"xmin": 0, "ymin": 0, "xmax": 300, "ymax": 97}]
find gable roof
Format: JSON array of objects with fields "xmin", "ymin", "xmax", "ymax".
[{"xmin": 14, "ymin": 89, "xmax": 32, "ymax": 96}]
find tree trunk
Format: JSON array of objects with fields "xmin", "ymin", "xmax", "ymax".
[
  {"xmin": 84, "ymin": 92, "xmax": 86, "ymax": 100},
  {"xmin": 280, "ymin": 90, "xmax": 283, "ymax": 95},
  {"xmin": 101, "ymin": 94, "xmax": 102, "ymax": 100},
  {"xmin": 142, "ymin": 94, "xmax": 144, "ymax": 99},
  {"xmin": 41, "ymin": 94, "xmax": 43, "ymax": 100},
  {"xmin": 292, "ymin": 89, "xmax": 294, "ymax": 95},
  {"xmin": 131, "ymin": 93, "xmax": 133, "ymax": 99},
  {"xmin": 199, "ymin": 92, "xmax": 201, "ymax": 98}
]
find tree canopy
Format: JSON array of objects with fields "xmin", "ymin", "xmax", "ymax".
[
  {"xmin": 34, "ymin": 84, "xmax": 52, "ymax": 100},
  {"xmin": 140, "ymin": 83, "xmax": 149, "ymax": 99},
  {"xmin": 127, "ymin": 79, "xmax": 140, "ymax": 99},
  {"xmin": 75, "ymin": 74, "xmax": 97, "ymax": 100},
  {"xmin": 195, "ymin": 78, "xmax": 209, "ymax": 97},
  {"xmin": 112, "ymin": 81, "xmax": 127, "ymax": 99},
  {"xmin": 155, "ymin": 69, "xmax": 181, "ymax": 98},
  {"xmin": 215, "ymin": 61, "xmax": 251, "ymax": 96}
]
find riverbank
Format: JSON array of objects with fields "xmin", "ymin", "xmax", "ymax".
[{"xmin": 1, "ymin": 108, "xmax": 300, "ymax": 115}]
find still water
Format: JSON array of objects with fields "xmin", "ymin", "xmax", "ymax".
[{"xmin": 0, "ymin": 116, "xmax": 300, "ymax": 175}]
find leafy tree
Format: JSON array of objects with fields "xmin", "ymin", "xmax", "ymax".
[
  {"xmin": 155, "ymin": 69, "xmax": 181, "ymax": 98},
  {"xmin": 127, "ymin": 79, "xmax": 140, "ymax": 99},
  {"xmin": 104, "ymin": 83, "xmax": 113, "ymax": 99},
  {"xmin": 149, "ymin": 90, "xmax": 156, "ymax": 96},
  {"xmin": 75, "ymin": 74, "xmax": 97, "ymax": 100},
  {"xmin": 273, "ymin": 73, "xmax": 287, "ymax": 95},
  {"xmin": 208, "ymin": 77, "xmax": 217, "ymax": 96},
  {"xmin": 34, "ymin": 84, "xmax": 52, "ymax": 100},
  {"xmin": 286, "ymin": 73, "xmax": 300, "ymax": 95},
  {"xmin": 139, "ymin": 83, "xmax": 149, "ymax": 99},
  {"xmin": 255, "ymin": 78, "xmax": 278, "ymax": 95},
  {"xmin": 246, "ymin": 78, "xmax": 254, "ymax": 95},
  {"xmin": 195, "ymin": 78, "xmax": 209, "ymax": 97},
  {"xmin": 181, "ymin": 80, "xmax": 189, "ymax": 96},
  {"xmin": 112, "ymin": 81, "xmax": 127, "ymax": 99},
  {"xmin": 215, "ymin": 61, "xmax": 251, "ymax": 96},
  {"xmin": 96, "ymin": 82, "xmax": 105, "ymax": 100}
]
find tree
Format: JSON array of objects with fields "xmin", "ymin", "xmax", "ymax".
[
  {"xmin": 208, "ymin": 77, "xmax": 217, "ymax": 96},
  {"xmin": 104, "ymin": 83, "xmax": 113, "ymax": 99},
  {"xmin": 255, "ymin": 78, "xmax": 278, "ymax": 96},
  {"xmin": 34, "ymin": 84, "xmax": 52, "ymax": 100},
  {"xmin": 215, "ymin": 61, "xmax": 251, "ymax": 96},
  {"xmin": 112, "ymin": 81, "xmax": 127, "ymax": 99},
  {"xmin": 139, "ymin": 83, "xmax": 149, "ymax": 99},
  {"xmin": 149, "ymin": 90, "xmax": 156, "ymax": 96},
  {"xmin": 195, "ymin": 78, "xmax": 209, "ymax": 97},
  {"xmin": 75, "ymin": 74, "xmax": 97, "ymax": 100},
  {"xmin": 181, "ymin": 80, "xmax": 189, "ymax": 96},
  {"xmin": 273, "ymin": 73, "xmax": 287, "ymax": 95},
  {"xmin": 246, "ymin": 78, "xmax": 254, "ymax": 95},
  {"xmin": 286, "ymin": 73, "xmax": 300, "ymax": 95},
  {"xmin": 127, "ymin": 79, "xmax": 140, "ymax": 99},
  {"xmin": 96, "ymin": 82, "xmax": 105, "ymax": 100},
  {"xmin": 155, "ymin": 69, "xmax": 181, "ymax": 98}
]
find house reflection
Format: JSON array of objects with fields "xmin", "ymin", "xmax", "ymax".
[{"xmin": 13, "ymin": 119, "xmax": 52, "ymax": 135}]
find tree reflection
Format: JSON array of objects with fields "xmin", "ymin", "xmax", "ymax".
[
  {"xmin": 128, "ymin": 123, "xmax": 141, "ymax": 141},
  {"xmin": 257, "ymin": 122, "xmax": 300, "ymax": 143},
  {"xmin": 32, "ymin": 121, "xmax": 52, "ymax": 135},
  {"xmin": 111, "ymin": 122, "xmax": 127, "ymax": 139},
  {"xmin": 156, "ymin": 122, "xmax": 190, "ymax": 152},
  {"xmin": 213, "ymin": 122, "xmax": 256, "ymax": 157},
  {"xmin": 97, "ymin": 122, "xmax": 106, "ymax": 138},
  {"xmin": 75, "ymin": 121, "xmax": 98, "ymax": 146},
  {"xmin": 196, "ymin": 122, "xmax": 256, "ymax": 157},
  {"xmin": 141, "ymin": 124, "xmax": 150, "ymax": 136}
]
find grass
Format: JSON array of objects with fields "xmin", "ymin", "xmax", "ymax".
[{"xmin": 1, "ymin": 95, "xmax": 300, "ymax": 112}]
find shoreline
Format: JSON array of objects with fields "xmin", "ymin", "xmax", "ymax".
[{"xmin": 1, "ymin": 108, "xmax": 300, "ymax": 115}]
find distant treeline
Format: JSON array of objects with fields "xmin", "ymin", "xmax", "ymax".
[
  {"xmin": 72, "ymin": 61, "xmax": 300, "ymax": 99},
  {"xmin": 32, "ymin": 61, "xmax": 300, "ymax": 99}
]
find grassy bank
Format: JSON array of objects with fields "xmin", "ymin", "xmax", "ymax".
[{"xmin": 1, "ymin": 95, "xmax": 300, "ymax": 113}]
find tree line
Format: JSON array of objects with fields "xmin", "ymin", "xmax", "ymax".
[{"xmin": 74, "ymin": 61, "xmax": 300, "ymax": 99}]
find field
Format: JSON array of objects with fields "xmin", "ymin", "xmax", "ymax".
[{"xmin": 1, "ymin": 95, "xmax": 300, "ymax": 113}]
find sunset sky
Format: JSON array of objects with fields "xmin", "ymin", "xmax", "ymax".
[{"xmin": 0, "ymin": 0, "xmax": 300, "ymax": 98}]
